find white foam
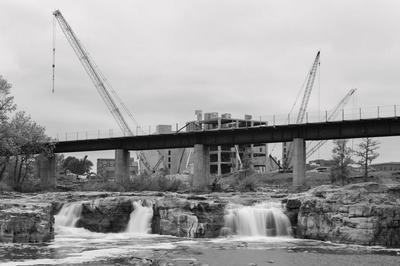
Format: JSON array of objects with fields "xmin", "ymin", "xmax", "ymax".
[
  {"xmin": 223, "ymin": 202, "xmax": 292, "ymax": 237},
  {"xmin": 54, "ymin": 202, "xmax": 82, "ymax": 227},
  {"xmin": 125, "ymin": 200, "xmax": 153, "ymax": 234}
]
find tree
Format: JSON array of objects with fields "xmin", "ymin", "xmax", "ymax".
[
  {"xmin": 7, "ymin": 111, "xmax": 53, "ymax": 190},
  {"xmin": 0, "ymin": 76, "xmax": 16, "ymax": 122},
  {"xmin": 0, "ymin": 76, "xmax": 16, "ymax": 180},
  {"xmin": 0, "ymin": 76, "xmax": 53, "ymax": 190},
  {"xmin": 241, "ymin": 146, "xmax": 254, "ymax": 177},
  {"xmin": 355, "ymin": 138, "xmax": 380, "ymax": 178},
  {"xmin": 62, "ymin": 155, "xmax": 93, "ymax": 175},
  {"xmin": 331, "ymin": 139, "xmax": 353, "ymax": 185}
]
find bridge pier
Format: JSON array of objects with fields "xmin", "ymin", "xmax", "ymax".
[
  {"xmin": 192, "ymin": 144, "xmax": 210, "ymax": 191},
  {"xmin": 37, "ymin": 153, "xmax": 56, "ymax": 190},
  {"xmin": 115, "ymin": 149, "xmax": 130, "ymax": 183},
  {"xmin": 292, "ymin": 138, "xmax": 306, "ymax": 187}
]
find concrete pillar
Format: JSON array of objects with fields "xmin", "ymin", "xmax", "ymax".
[
  {"xmin": 292, "ymin": 138, "xmax": 306, "ymax": 187},
  {"xmin": 38, "ymin": 153, "xmax": 56, "ymax": 190},
  {"xmin": 115, "ymin": 149, "xmax": 130, "ymax": 183},
  {"xmin": 217, "ymin": 146, "xmax": 222, "ymax": 176},
  {"xmin": 192, "ymin": 144, "xmax": 210, "ymax": 191}
]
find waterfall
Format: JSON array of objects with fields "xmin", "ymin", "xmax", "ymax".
[
  {"xmin": 125, "ymin": 200, "xmax": 153, "ymax": 234},
  {"xmin": 222, "ymin": 202, "xmax": 291, "ymax": 237},
  {"xmin": 55, "ymin": 202, "xmax": 82, "ymax": 227}
]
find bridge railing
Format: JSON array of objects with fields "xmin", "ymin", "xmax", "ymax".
[
  {"xmin": 50, "ymin": 104, "xmax": 399, "ymax": 142},
  {"xmin": 259, "ymin": 105, "xmax": 399, "ymax": 126}
]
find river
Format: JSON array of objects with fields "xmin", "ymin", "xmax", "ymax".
[{"xmin": 1, "ymin": 200, "xmax": 400, "ymax": 265}]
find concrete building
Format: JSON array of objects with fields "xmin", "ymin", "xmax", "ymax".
[
  {"xmin": 186, "ymin": 110, "xmax": 271, "ymax": 175},
  {"xmin": 97, "ymin": 158, "xmax": 138, "ymax": 180},
  {"xmin": 370, "ymin": 162, "xmax": 400, "ymax": 172},
  {"xmin": 102, "ymin": 111, "xmax": 271, "ymax": 177},
  {"xmin": 139, "ymin": 125, "xmax": 190, "ymax": 174}
]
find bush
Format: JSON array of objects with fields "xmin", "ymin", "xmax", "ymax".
[
  {"xmin": 209, "ymin": 173, "xmax": 261, "ymax": 192},
  {"xmin": 17, "ymin": 178, "xmax": 42, "ymax": 193},
  {"xmin": 0, "ymin": 181, "xmax": 13, "ymax": 192},
  {"xmin": 238, "ymin": 175, "xmax": 258, "ymax": 192},
  {"xmin": 80, "ymin": 174, "xmax": 184, "ymax": 192}
]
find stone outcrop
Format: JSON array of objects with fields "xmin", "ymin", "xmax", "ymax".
[
  {"xmin": 5, "ymin": 184, "xmax": 400, "ymax": 248},
  {"xmin": 0, "ymin": 196, "xmax": 54, "ymax": 243},
  {"xmin": 286, "ymin": 182, "xmax": 400, "ymax": 247},
  {"xmin": 152, "ymin": 196, "xmax": 226, "ymax": 237},
  {"xmin": 52, "ymin": 193, "xmax": 227, "ymax": 237},
  {"xmin": 77, "ymin": 196, "xmax": 133, "ymax": 232}
]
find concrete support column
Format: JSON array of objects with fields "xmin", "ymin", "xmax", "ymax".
[
  {"xmin": 38, "ymin": 153, "xmax": 56, "ymax": 190},
  {"xmin": 115, "ymin": 149, "xmax": 130, "ymax": 183},
  {"xmin": 217, "ymin": 146, "xmax": 222, "ymax": 176},
  {"xmin": 292, "ymin": 138, "xmax": 306, "ymax": 187},
  {"xmin": 192, "ymin": 144, "xmax": 210, "ymax": 191}
]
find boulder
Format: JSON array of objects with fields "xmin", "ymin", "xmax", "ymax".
[
  {"xmin": 77, "ymin": 196, "xmax": 133, "ymax": 232},
  {"xmin": 0, "ymin": 200, "xmax": 54, "ymax": 243},
  {"xmin": 286, "ymin": 182, "xmax": 400, "ymax": 247},
  {"xmin": 152, "ymin": 196, "xmax": 226, "ymax": 237}
]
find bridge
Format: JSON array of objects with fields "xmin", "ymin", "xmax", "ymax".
[
  {"xmin": 40, "ymin": 15, "xmax": 398, "ymax": 191},
  {"xmin": 38, "ymin": 113, "xmax": 400, "ymax": 191}
]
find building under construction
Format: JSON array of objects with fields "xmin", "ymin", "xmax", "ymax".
[
  {"xmin": 185, "ymin": 110, "xmax": 271, "ymax": 175},
  {"xmin": 135, "ymin": 110, "xmax": 271, "ymax": 176},
  {"xmin": 138, "ymin": 125, "xmax": 190, "ymax": 175}
]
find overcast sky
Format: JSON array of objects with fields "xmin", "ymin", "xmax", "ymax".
[{"xmin": 1, "ymin": 0, "xmax": 400, "ymax": 166}]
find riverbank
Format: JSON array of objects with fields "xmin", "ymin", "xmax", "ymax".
[
  {"xmin": 2, "ymin": 182, "xmax": 400, "ymax": 247},
  {"xmin": 2, "ymin": 182, "xmax": 400, "ymax": 265}
]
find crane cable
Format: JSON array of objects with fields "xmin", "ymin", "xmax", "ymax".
[
  {"xmin": 317, "ymin": 54, "xmax": 321, "ymax": 159},
  {"xmin": 52, "ymin": 15, "xmax": 56, "ymax": 93}
]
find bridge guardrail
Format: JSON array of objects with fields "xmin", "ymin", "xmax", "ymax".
[{"xmin": 49, "ymin": 104, "xmax": 399, "ymax": 142}]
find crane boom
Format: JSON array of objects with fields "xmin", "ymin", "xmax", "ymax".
[
  {"xmin": 53, "ymin": 10, "xmax": 154, "ymax": 172},
  {"xmin": 282, "ymin": 51, "xmax": 320, "ymax": 170},
  {"xmin": 296, "ymin": 51, "xmax": 320, "ymax": 124},
  {"xmin": 306, "ymin": 88, "xmax": 356, "ymax": 158}
]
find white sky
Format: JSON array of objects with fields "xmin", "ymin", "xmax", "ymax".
[{"xmin": 1, "ymin": 0, "xmax": 400, "ymax": 168}]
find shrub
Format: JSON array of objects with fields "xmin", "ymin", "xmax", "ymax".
[
  {"xmin": 80, "ymin": 174, "xmax": 184, "ymax": 192},
  {"xmin": 0, "ymin": 181, "xmax": 13, "ymax": 192},
  {"xmin": 238, "ymin": 175, "xmax": 258, "ymax": 192}
]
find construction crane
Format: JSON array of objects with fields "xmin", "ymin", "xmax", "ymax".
[
  {"xmin": 53, "ymin": 10, "xmax": 158, "ymax": 173},
  {"xmin": 282, "ymin": 51, "xmax": 320, "ymax": 171},
  {"xmin": 306, "ymin": 88, "xmax": 356, "ymax": 158}
]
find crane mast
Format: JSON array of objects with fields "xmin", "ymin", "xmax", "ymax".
[
  {"xmin": 282, "ymin": 51, "xmax": 320, "ymax": 170},
  {"xmin": 53, "ymin": 10, "xmax": 155, "ymax": 172},
  {"xmin": 296, "ymin": 51, "xmax": 321, "ymax": 124},
  {"xmin": 306, "ymin": 88, "xmax": 356, "ymax": 158}
]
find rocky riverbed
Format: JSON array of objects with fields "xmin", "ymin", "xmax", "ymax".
[{"xmin": 1, "ymin": 182, "xmax": 400, "ymax": 248}]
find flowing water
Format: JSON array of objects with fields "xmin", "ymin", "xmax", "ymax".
[
  {"xmin": 2, "ymin": 201, "xmax": 400, "ymax": 265},
  {"xmin": 125, "ymin": 200, "xmax": 153, "ymax": 234},
  {"xmin": 54, "ymin": 202, "xmax": 83, "ymax": 227},
  {"xmin": 223, "ymin": 202, "xmax": 292, "ymax": 237}
]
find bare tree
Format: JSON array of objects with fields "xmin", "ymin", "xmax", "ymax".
[
  {"xmin": 355, "ymin": 138, "xmax": 379, "ymax": 178},
  {"xmin": 331, "ymin": 139, "xmax": 353, "ymax": 185}
]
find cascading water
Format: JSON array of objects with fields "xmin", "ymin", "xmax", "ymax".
[
  {"xmin": 125, "ymin": 200, "xmax": 153, "ymax": 234},
  {"xmin": 55, "ymin": 202, "xmax": 83, "ymax": 227},
  {"xmin": 222, "ymin": 202, "xmax": 292, "ymax": 237}
]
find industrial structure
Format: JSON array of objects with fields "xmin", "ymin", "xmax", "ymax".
[
  {"xmin": 185, "ymin": 110, "xmax": 271, "ymax": 175},
  {"xmin": 281, "ymin": 51, "xmax": 320, "ymax": 171},
  {"xmin": 97, "ymin": 111, "xmax": 271, "ymax": 177},
  {"xmin": 48, "ymin": 10, "xmax": 366, "ymax": 191},
  {"xmin": 53, "ymin": 10, "xmax": 164, "ymax": 180}
]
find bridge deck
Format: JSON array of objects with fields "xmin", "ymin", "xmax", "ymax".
[{"xmin": 53, "ymin": 117, "xmax": 400, "ymax": 153}]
